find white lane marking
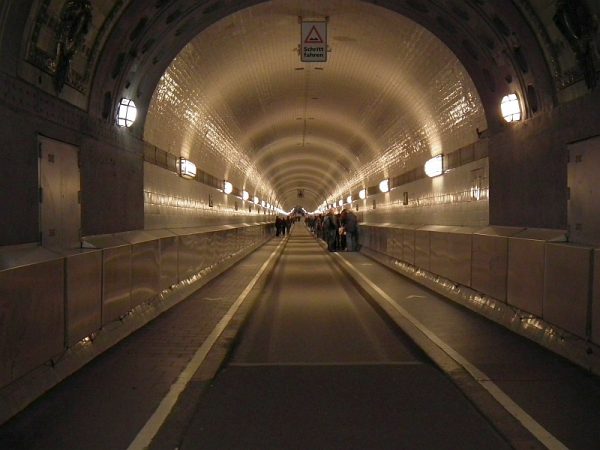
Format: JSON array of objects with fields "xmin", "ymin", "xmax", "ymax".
[
  {"xmin": 406, "ymin": 295, "xmax": 426, "ymax": 300},
  {"xmin": 127, "ymin": 239, "xmax": 285, "ymax": 450},
  {"xmin": 334, "ymin": 253, "xmax": 568, "ymax": 450},
  {"xmin": 229, "ymin": 361, "xmax": 423, "ymax": 367}
]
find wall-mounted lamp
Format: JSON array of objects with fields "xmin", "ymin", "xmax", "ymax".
[
  {"xmin": 338, "ymin": 199, "xmax": 343, "ymax": 207},
  {"xmin": 346, "ymin": 195, "xmax": 352, "ymax": 204},
  {"xmin": 501, "ymin": 93, "xmax": 522, "ymax": 122},
  {"xmin": 223, "ymin": 181, "xmax": 233, "ymax": 194},
  {"xmin": 359, "ymin": 189, "xmax": 367, "ymax": 200},
  {"xmin": 262, "ymin": 200, "xmax": 266, "ymax": 207},
  {"xmin": 242, "ymin": 190, "xmax": 249, "ymax": 201},
  {"xmin": 424, "ymin": 155, "xmax": 444, "ymax": 177},
  {"xmin": 379, "ymin": 179, "xmax": 390, "ymax": 193},
  {"xmin": 254, "ymin": 196, "xmax": 259, "ymax": 204},
  {"xmin": 177, "ymin": 157, "xmax": 197, "ymax": 179},
  {"xmin": 116, "ymin": 98, "xmax": 137, "ymax": 128}
]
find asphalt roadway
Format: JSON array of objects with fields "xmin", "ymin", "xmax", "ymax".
[{"xmin": 176, "ymin": 226, "xmax": 511, "ymax": 449}]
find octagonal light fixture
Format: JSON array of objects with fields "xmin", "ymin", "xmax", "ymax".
[
  {"xmin": 116, "ymin": 98, "xmax": 137, "ymax": 127},
  {"xmin": 379, "ymin": 179, "xmax": 390, "ymax": 193},
  {"xmin": 501, "ymin": 93, "xmax": 522, "ymax": 122},
  {"xmin": 424, "ymin": 155, "xmax": 444, "ymax": 178},
  {"xmin": 177, "ymin": 157, "xmax": 196, "ymax": 179}
]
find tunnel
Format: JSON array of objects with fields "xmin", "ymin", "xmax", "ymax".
[{"xmin": 1, "ymin": 0, "xmax": 600, "ymax": 448}]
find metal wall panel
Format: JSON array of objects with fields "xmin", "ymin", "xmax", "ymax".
[
  {"xmin": 388, "ymin": 227, "xmax": 403, "ymax": 261},
  {"xmin": 507, "ymin": 238, "xmax": 545, "ymax": 316},
  {"xmin": 159, "ymin": 236, "xmax": 178, "ymax": 289},
  {"xmin": 39, "ymin": 136, "xmax": 81, "ymax": 250},
  {"xmin": 0, "ymin": 260, "xmax": 64, "ymax": 388},
  {"xmin": 471, "ymin": 227, "xmax": 522, "ymax": 302},
  {"xmin": 593, "ymin": 249, "xmax": 600, "ymax": 345},
  {"xmin": 544, "ymin": 243, "xmax": 592, "ymax": 338},
  {"xmin": 178, "ymin": 234, "xmax": 203, "ymax": 281},
  {"xmin": 65, "ymin": 251, "xmax": 102, "ymax": 346},
  {"xmin": 472, "ymin": 234, "xmax": 508, "ymax": 301},
  {"xmin": 130, "ymin": 240, "xmax": 160, "ymax": 308},
  {"xmin": 425, "ymin": 226, "xmax": 473, "ymax": 286},
  {"xmin": 506, "ymin": 229, "xmax": 566, "ymax": 316},
  {"xmin": 414, "ymin": 229, "xmax": 430, "ymax": 271},
  {"xmin": 568, "ymin": 137, "xmax": 600, "ymax": 246},
  {"xmin": 376, "ymin": 227, "xmax": 387, "ymax": 254},
  {"xmin": 102, "ymin": 245, "xmax": 132, "ymax": 325},
  {"xmin": 401, "ymin": 227, "xmax": 417, "ymax": 265},
  {"xmin": 429, "ymin": 230, "xmax": 450, "ymax": 278},
  {"xmin": 446, "ymin": 231, "xmax": 473, "ymax": 287}
]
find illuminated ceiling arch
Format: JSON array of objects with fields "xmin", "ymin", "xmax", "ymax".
[{"xmin": 85, "ymin": 0, "xmax": 554, "ymax": 210}]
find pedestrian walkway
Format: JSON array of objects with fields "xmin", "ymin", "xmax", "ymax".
[
  {"xmin": 170, "ymin": 226, "xmax": 510, "ymax": 450},
  {"xmin": 332, "ymin": 246, "xmax": 600, "ymax": 450},
  {"xmin": 0, "ymin": 238, "xmax": 284, "ymax": 450},
  {"xmin": 2, "ymin": 224, "xmax": 599, "ymax": 449}
]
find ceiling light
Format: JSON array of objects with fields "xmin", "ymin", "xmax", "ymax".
[
  {"xmin": 379, "ymin": 179, "xmax": 390, "ymax": 193},
  {"xmin": 116, "ymin": 98, "xmax": 137, "ymax": 127},
  {"xmin": 177, "ymin": 158, "xmax": 196, "ymax": 179},
  {"xmin": 338, "ymin": 199, "xmax": 343, "ymax": 206},
  {"xmin": 242, "ymin": 190, "xmax": 249, "ymax": 201},
  {"xmin": 346, "ymin": 195, "xmax": 352, "ymax": 204},
  {"xmin": 223, "ymin": 181, "xmax": 233, "ymax": 194},
  {"xmin": 424, "ymin": 155, "xmax": 444, "ymax": 177},
  {"xmin": 254, "ymin": 196, "xmax": 259, "ymax": 204},
  {"xmin": 359, "ymin": 189, "xmax": 367, "ymax": 200},
  {"xmin": 501, "ymin": 93, "xmax": 521, "ymax": 122}
]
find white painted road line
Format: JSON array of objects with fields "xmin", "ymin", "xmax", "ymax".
[
  {"xmin": 127, "ymin": 238, "xmax": 286, "ymax": 450},
  {"xmin": 229, "ymin": 361, "xmax": 424, "ymax": 367},
  {"xmin": 334, "ymin": 253, "xmax": 568, "ymax": 450}
]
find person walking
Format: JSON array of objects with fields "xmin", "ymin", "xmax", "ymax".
[
  {"xmin": 342, "ymin": 208, "xmax": 358, "ymax": 251},
  {"xmin": 323, "ymin": 208, "xmax": 338, "ymax": 251}
]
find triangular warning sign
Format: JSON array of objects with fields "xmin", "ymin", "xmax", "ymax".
[{"xmin": 304, "ymin": 25, "xmax": 324, "ymax": 44}]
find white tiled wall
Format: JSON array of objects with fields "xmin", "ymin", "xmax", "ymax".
[
  {"xmin": 358, "ymin": 159, "xmax": 489, "ymax": 227},
  {"xmin": 144, "ymin": 163, "xmax": 271, "ymax": 229}
]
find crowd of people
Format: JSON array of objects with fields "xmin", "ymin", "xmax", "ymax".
[
  {"xmin": 274, "ymin": 215, "xmax": 294, "ymax": 236},
  {"xmin": 305, "ymin": 208, "xmax": 359, "ymax": 252}
]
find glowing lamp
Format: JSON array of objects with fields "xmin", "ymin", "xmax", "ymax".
[
  {"xmin": 359, "ymin": 189, "xmax": 367, "ymax": 200},
  {"xmin": 116, "ymin": 98, "xmax": 137, "ymax": 127},
  {"xmin": 223, "ymin": 181, "xmax": 233, "ymax": 194},
  {"xmin": 379, "ymin": 179, "xmax": 390, "ymax": 193},
  {"xmin": 501, "ymin": 93, "xmax": 521, "ymax": 122},
  {"xmin": 346, "ymin": 195, "xmax": 352, "ymax": 204},
  {"xmin": 424, "ymin": 155, "xmax": 444, "ymax": 177},
  {"xmin": 242, "ymin": 190, "xmax": 249, "ymax": 201},
  {"xmin": 177, "ymin": 158, "xmax": 196, "ymax": 179}
]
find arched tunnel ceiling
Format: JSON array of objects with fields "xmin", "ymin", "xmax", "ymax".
[{"xmin": 143, "ymin": 0, "xmax": 488, "ymax": 211}]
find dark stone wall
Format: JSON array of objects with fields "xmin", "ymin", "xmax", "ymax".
[
  {"xmin": 489, "ymin": 89, "xmax": 600, "ymax": 229},
  {"xmin": 80, "ymin": 137, "xmax": 143, "ymax": 236},
  {"xmin": 0, "ymin": 73, "xmax": 144, "ymax": 246},
  {"xmin": 0, "ymin": 106, "xmax": 40, "ymax": 244}
]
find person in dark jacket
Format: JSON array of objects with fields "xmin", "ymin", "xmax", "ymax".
[
  {"xmin": 323, "ymin": 209, "xmax": 338, "ymax": 251},
  {"xmin": 341, "ymin": 208, "xmax": 358, "ymax": 251}
]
